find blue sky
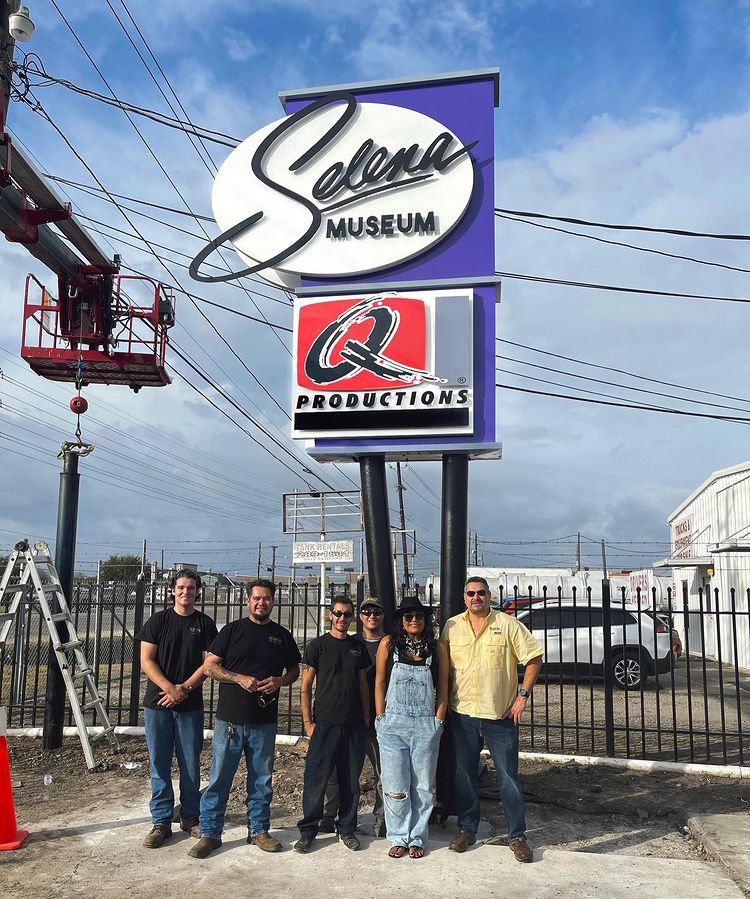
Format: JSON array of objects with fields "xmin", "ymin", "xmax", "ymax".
[{"xmin": 2, "ymin": 0, "xmax": 750, "ymax": 579}]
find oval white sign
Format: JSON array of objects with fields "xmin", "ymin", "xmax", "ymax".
[{"xmin": 205, "ymin": 92, "xmax": 476, "ymax": 287}]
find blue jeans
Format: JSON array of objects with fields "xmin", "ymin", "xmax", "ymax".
[
  {"xmin": 143, "ymin": 706, "xmax": 204, "ymax": 827},
  {"xmin": 199, "ymin": 719, "xmax": 277, "ymax": 839},
  {"xmin": 451, "ymin": 712, "xmax": 526, "ymax": 840},
  {"xmin": 297, "ymin": 720, "xmax": 366, "ymax": 838},
  {"xmin": 375, "ymin": 658, "xmax": 442, "ymax": 849}
]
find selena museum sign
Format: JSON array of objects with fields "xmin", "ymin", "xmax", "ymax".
[{"xmin": 190, "ymin": 69, "xmax": 501, "ymax": 461}]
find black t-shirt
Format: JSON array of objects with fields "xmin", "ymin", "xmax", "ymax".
[
  {"xmin": 137, "ymin": 608, "xmax": 218, "ymax": 712},
  {"xmin": 209, "ymin": 618, "xmax": 301, "ymax": 725},
  {"xmin": 303, "ymin": 633, "xmax": 371, "ymax": 727},
  {"xmin": 357, "ymin": 634, "xmax": 382, "ymax": 723}
]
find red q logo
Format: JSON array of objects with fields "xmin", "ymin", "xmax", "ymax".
[{"xmin": 296, "ymin": 296, "xmax": 437, "ymax": 391}]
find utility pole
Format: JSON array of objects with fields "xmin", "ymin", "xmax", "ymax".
[
  {"xmin": 270, "ymin": 545, "xmax": 277, "ymax": 582},
  {"xmin": 576, "ymin": 531, "xmax": 581, "ymax": 572},
  {"xmin": 395, "ymin": 462, "xmax": 410, "ymax": 591},
  {"xmin": 474, "ymin": 531, "xmax": 479, "ymax": 566},
  {"xmin": 601, "ymin": 539, "xmax": 608, "ymax": 579},
  {"xmin": 44, "ymin": 446, "xmax": 82, "ymax": 750},
  {"xmin": 140, "ymin": 538, "xmax": 147, "ymax": 577},
  {"xmin": 256, "ymin": 542, "xmax": 262, "ymax": 578}
]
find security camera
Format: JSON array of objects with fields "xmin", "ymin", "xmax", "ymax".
[{"xmin": 9, "ymin": 5, "xmax": 35, "ymax": 42}]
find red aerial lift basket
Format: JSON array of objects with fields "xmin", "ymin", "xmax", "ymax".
[{"xmin": 20, "ymin": 273, "xmax": 175, "ymax": 390}]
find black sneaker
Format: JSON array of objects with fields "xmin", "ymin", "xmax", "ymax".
[
  {"xmin": 294, "ymin": 834, "xmax": 315, "ymax": 853},
  {"xmin": 318, "ymin": 817, "xmax": 336, "ymax": 834},
  {"xmin": 339, "ymin": 832, "xmax": 360, "ymax": 851}
]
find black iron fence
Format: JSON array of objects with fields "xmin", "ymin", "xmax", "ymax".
[{"xmin": 1, "ymin": 579, "xmax": 748, "ymax": 767}]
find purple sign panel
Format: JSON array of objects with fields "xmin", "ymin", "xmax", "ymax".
[{"xmin": 190, "ymin": 69, "xmax": 499, "ymax": 459}]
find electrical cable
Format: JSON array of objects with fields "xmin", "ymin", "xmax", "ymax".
[
  {"xmin": 496, "ymin": 211, "xmax": 750, "ymax": 276},
  {"xmin": 495, "ymin": 381, "xmax": 750, "ymax": 423},
  {"xmin": 495, "ymin": 207, "xmax": 750, "ymax": 241},
  {"xmin": 497, "ymin": 338, "xmax": 750, "ymax": 406}
]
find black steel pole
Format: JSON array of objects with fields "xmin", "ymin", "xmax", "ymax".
[
  {"xmin": 359, "ymin": 456, "xmax": 396, "ymax": 630},
  {"xmin": 43, "ymin": 449, "xmax": 80, "ymax": 750},
  {"xmin": 440, "ymin": 453, "xmax": 469, "ymax": 621},
  {"xmin": 602, "ymin": 577, "xmax": 616, "ymax": 757},
  {"xmin": 128, "ymin": 574, "xmax": 146, "ymax": 726}
]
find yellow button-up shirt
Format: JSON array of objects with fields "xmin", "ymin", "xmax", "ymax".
[{"xmin": 441, "ymin": 609, "xmax": 544, "ymax": 719}]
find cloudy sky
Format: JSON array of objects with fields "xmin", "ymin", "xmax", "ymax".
[{"xmin": 2, "ymin": 0, "xmax": 750, "ymax": 581}]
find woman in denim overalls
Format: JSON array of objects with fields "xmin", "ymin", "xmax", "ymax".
[{"xmin": 374, "ymin": 597, "xmax": 449, "ymax": 858}]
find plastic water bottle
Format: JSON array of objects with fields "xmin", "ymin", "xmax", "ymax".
[{"xmin": 43, "ymin": 773, "xmax": 53, "ymax": 786}]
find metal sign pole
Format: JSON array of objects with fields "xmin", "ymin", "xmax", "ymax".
[
  {"xmin": 360, "ymin": 456, "xmax": 396, "ymax": 631},
  {"xmin": 440, "ymin": 453, "xmax": 469, "ymax": 622}
]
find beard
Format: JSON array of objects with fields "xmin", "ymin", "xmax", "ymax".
[{"xmin": 250, "ymin": 611, "xmax": 271, "ymax": 623}]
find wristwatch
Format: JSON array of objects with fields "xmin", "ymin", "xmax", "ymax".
[{"xmin": 518, "ymin": 687, "xmax": 531, "ymax": 698}]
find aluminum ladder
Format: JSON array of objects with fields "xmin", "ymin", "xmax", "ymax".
[{"xmin": 0, "ymin": 539, "xmax": 119, "ymax": 770}]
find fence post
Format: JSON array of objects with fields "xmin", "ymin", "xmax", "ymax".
[
  {"xmin": 602, "ymin": 578, "xmax": 615, "ymax": 757},
  {"xmin": 128, "ymin": 574, "xmax": 146, "ymax": 727}
]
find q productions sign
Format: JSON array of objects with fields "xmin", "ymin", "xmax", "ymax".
[{"xmin": 190, "ymin": 69, "xmax": 500, "ymax": 459}]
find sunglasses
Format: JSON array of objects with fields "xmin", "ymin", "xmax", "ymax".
[
  {"xmin": 465, "ymin": 589, "xmax": 488, "ymax": 597},
  {"xmin": 403, "ymin": 612, "xmax": 425, "ymax": 622},
  {"xmin": 257, "ymin": 692, "xmax": 277, "ymax": 708},
  {"xmin": 331, "ymin": 609, "xmax": 354, "ymax": 619},
  {"xmin": 361, "ymin": 608, "xmax": 383, "ymax": 617}
]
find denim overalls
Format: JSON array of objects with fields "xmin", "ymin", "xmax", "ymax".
[{"xmin": 375, "ymin": 652, "xmax": 443, "ymax": 849}]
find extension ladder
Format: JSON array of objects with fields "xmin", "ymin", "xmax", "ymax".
[{"xmin": 0, "ymin": 539, "xmax": 119, "ymax": 770}]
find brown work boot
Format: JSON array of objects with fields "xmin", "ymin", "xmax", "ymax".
[
  {"xmin": 248, "ymin": 832, "xmax": 282, "ymax": 852},
  {"xmin": 510, "ymin": 837, "xmax": 533, "ymax": 863},
  {"xmin": 180, "ymin": 818, "xmax": 200, "ymax": 837},
  {"xmin": 143, "ymin": 824, "xmax": 172, "ymax": 848},
  {"xmin": 448, "ymin": 830, "xmax": 476, "ymax": 852},
  {"xmin": 188, "ymin": 836, "xmax": 222, "ymax": 859}
]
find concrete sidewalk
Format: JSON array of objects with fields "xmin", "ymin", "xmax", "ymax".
[
  {"xmin": 688, "ymin": 812, "xmax": 750, "ymax": 893},
  {"xmin": 1, "ymin": 785, "xmax": 747, "ymax": 899}
]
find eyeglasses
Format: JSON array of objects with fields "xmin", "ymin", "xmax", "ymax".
[
  {"xmin": 403, "ymin": 612, "xmax": 425, "ymax": 622},
  {"xmin": 465, "ymin": 589, "xmax": 488, "ymax": 597},
  {"xmin": 257, "ymin": 692, "xmax": 278, "ymax": 708},
  {"xmin": 361, "ymin": 608, "xmax": 383, "ymax": 617},
  {"xmin": 331, "ymin": 609, "xmax": 354, "ymax": 619}
]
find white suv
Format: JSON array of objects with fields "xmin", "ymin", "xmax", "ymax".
[{"xmin": 515, "ymin": 600, "xmax": 673, "ymax": 690}]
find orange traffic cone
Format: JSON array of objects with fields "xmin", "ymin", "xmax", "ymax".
[{"xmin": 0, "ymin": 708, "xmax": 29, "ymax": 850}]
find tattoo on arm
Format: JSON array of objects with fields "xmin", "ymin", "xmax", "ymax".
[{"xmin": 206, "ymin": 662, "xmax": 240, "ymax": 684}]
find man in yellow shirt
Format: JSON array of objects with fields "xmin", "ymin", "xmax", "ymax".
[{"xmin": 441, "ymin": 577, "xmax": 543, "ymax": 862}]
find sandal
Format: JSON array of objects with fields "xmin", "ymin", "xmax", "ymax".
[
  {"xmin": 388, "ymin": 845, "xmax": 406, "ymax": 858},
  {"xmin": 409, "ymin": 845, "xmax": 425, "ymax": 859}
]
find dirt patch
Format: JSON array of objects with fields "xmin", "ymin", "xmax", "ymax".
[{"xmin": 7, "ymin": 735, "xmax": 749, "ymax": 860}]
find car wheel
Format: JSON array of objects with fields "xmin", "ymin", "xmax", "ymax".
[{"xmin": 612, "ymin": 651, "xmax": 646, "ymax": 690}]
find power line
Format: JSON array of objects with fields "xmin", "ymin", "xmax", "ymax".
[
  {"xmin": 497, "ymin": 338, "xmax": 750, "ymax": 406},
  {"xmin": 496, "ymin": 270, "xmax": 750, "ymax": 305},
  {"xmin": 496, "ymin": 211, "xmax": 750, "ymax": 276},
  {"xmin": 496, "ymin": 381, "xmax": 750, "ymax": 423},
  {"xmin": 495, "ymin": 207, "xmax": 750, "ymax": 241},
  {"xmin": 496, "ymin": 353, "xmax": 750, "ymax": 414}
]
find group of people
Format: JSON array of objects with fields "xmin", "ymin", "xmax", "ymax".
[{"xmin": 136, "ymin": 569, "xmax": 543, "ymax": 863}]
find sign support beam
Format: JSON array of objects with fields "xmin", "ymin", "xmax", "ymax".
[
  {"xmin": 359, "ymin": 455, "xmax": 396, "ymax": 630},
  {"xmin": 440, "ymin": 453, "xmax": 469, "ymax": 620}
]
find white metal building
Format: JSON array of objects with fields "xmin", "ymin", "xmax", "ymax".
[{"xmin": 656, "ymin": 460, "xmax": 750, "ymax": 670}]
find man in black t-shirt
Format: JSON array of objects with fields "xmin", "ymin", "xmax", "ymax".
[
  {"xmin": 189, "ymin": 579, "xmax": 301, "ymax": 860},
  {"xmin": 137, "ymin": 569, "xmax": 218, "ymax": 849},
  {"xmin": 294, "ymin": 595, "xmax": 370, "ymax": 854},
  {"xmin": 321, "ymin": 596, "xmax": 385, "ymax": 836}
]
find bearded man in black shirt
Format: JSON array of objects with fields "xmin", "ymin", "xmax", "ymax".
[
  {"xmin": 294, "ymin": 595, "xmax": 370, "ymax": 854},
  {"xmin": 137, "ymin": 569, "xmax": 218, "ymax": 849},
  {"xmin": 189, "ymin": 579, "xmax": 301, "ymax": 859}
]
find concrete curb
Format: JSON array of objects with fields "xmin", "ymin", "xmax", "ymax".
[
  {"xmin": 6, "ymin": 726, "xmax": 302, "ymax": 746},
  {"xmin": 687, "ymin": 813, "xmax": 750, "ymax": 895}
]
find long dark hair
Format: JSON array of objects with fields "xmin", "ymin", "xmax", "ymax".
[{"xmin": 392, "ymin": 613, "xmax": 437, "ymax": 660}]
